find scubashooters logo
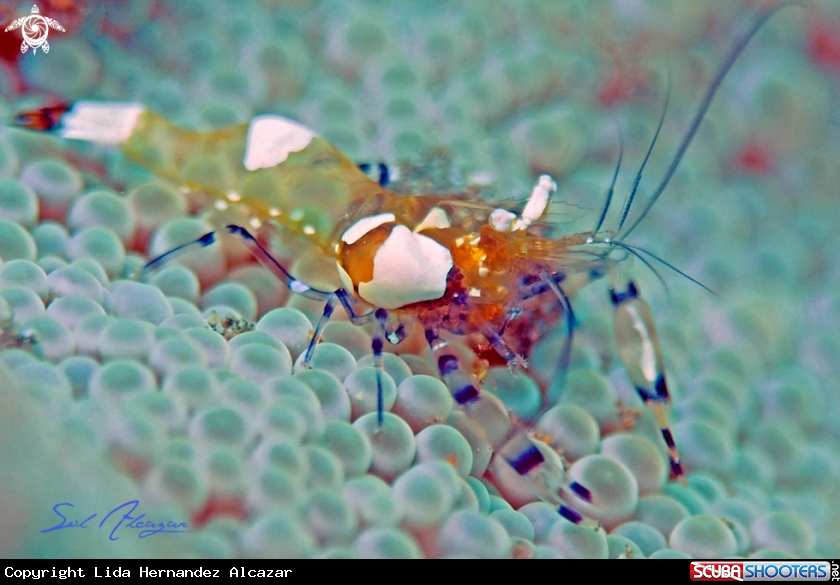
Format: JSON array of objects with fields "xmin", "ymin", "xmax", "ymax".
[
  {"xmin": 4, "ymin": 4, "xmax": 65, "ymax": 54},
  {"xmin": 691, "ymin": 561, "xmax": 832, "ymax": 582}
]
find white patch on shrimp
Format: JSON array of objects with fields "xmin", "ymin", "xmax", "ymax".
[
  {"xmin": 341, "ymin": 213, "xmax": 396, "ymax": 245},
  {"xmin": 627, "ymin": 303, "xmax": 657, "ymax": 383},
  {"xmin": 357, "ymin": 225, "xmax": 453, "ymax": 309},
  {"xmin": 513, "ymin": 174, "xmax": 557, "ymax": 231},
  {"xmin": 413, "ymin": 207, "xmax": 450, "ymax": 233},
  {"xmin": 60, "ymin": 102, "xmax": 145, "ymax": 145},
  {"xmin": 243, "ymin": 115, "xmax": 317, "ymax": 171},
  {"xmin": 290, "ymin": 280, "xmax": 311, "ymax": 294},
  {"xmin": 490, "ymin": 208, "xmax": 517, "ymax": 231}
]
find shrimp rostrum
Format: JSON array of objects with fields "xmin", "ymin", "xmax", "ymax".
[{"xmin": 12, "ymin": 3, "xmax": 791, "ymax": 525}]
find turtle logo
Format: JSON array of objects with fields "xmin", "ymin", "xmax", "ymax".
[{"xmin": 4, "ymin": 5, "xmax": 65, "ymax": 55}]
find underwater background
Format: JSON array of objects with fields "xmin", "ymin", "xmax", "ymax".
[{"xmin": 0, "ymin": 0, "xmax": 838, "ymax": 559}]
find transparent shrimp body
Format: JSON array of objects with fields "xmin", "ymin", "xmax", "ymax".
[
  {"xmin": 15, "ymin": 99, "xmax": 601, "ymax": 521},
  {"xmin": 56, "ymin": 103, "xmax": 382, "ymax": 253}
]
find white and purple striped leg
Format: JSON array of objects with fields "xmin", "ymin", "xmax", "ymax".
[
  {"xmin": 357, "ymin": 162, "xmax": 392, "ymax": 187},
  {"xmin": 457, "ymin": 293, "xmax": 527, "ymax": 371},
  {"xmin": 371, "ymin": 308, "xmax": 390, "ymax": 426},
  {"xmin": 143, "ymin": 225, "xmax": 394, "ymax": 423},
  {"xmin": 509, "ymin": 271, "xmax": 578, "ymax": 403},
  {"xmin": 610, "ymin": 278, "xmax": 685, "ymax": 483},
  {"xmin": 302, "ymin": 287, "xmax": 379, "ymax": 363},
  {"xmin": 142, "ymin": 224, "xmax": 333, "ymax": 301},
  {"xmin": 305, "ymin": 296, "xmax": 391, "ymax": 427},
  {"xmin": 424, "ymin": 327, "xmax": 595, "ymax": 521},
  {"xmin": 303, "ymin": 293, "xmax": 341, "ymax": 365}
]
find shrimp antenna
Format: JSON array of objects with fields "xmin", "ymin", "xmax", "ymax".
[
  {"xmin": 606, "ymin": 240, "xmax": 670, "ymax": 295},
  {"xmin": 594, "ymin": 125, "xmax": 624, "ymax": 233},
  {"xmin": 621, "ymin": 241, "xmax": 717, "ymax": 296},
  {"xmin": 618, "ymin": 2, "xmax": 797, "ymax": 241},
  {"xmin": 617, "ymin": 77, "xmax": 670, "ymax": 233}
]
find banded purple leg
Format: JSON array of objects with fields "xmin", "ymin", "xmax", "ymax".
[
  {"xmin": 425, "ymin": 328, "xmax": 482, "ymax": 411},
  {"xmin": 496, "ymin": 307, "xmax": 522, "ymax": 337},
  {"xmin": 424, "ymin": 327, "xmax": 595, "ymax": 520},
  {"xmin": 304, "ymin": 288, "xmax": 376, "ymax": 365},
  {"xmin": 610, "ymin": 276, "xmax": 685, "ymax": 483},
  {"xmin": 143, "ymin": 223, "xmax": 373, "ymax": 357},
  {"xmin": 142, "ymin": 224, "xmax": 333, "ymax": 301},
  {"xmin": 357, "ymin": 162, "xmax": 391, "ymax": 187},
  {"xmin": 145, "ymin": 224, "xmax": 400, "ymax": 428},
  {"xmin": 372, "ymin": 309, "xmax": 389, "ymax": 425},
  {"xmin": 510, "ymin": 271, "xmax": 579, "ymax": 404},
  {"xmin": 305, "ymin": 297, "xmax": 391, "ymax": 426},
  {"xmin": 454, "ymin": 292, "xmax": 527, "ymax": 370},
  {"xmin": 467, "ymin": 272, "xmax": 573, "ymax": 381}
]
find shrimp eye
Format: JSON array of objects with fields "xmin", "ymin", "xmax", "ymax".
[{"xmin": 337, "ymin": 215, "xmax": 454, "ymax": 310}]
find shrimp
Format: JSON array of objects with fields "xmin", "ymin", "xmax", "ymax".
[{"xmin": 11, "ymin": 2, "xmax": 793, "ymax": 524}]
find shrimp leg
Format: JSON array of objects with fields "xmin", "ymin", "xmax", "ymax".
[
  {"xmin": 142, "ymin": 224, "xmax": 332, "ymax": 301},
  {"xmin": 609, "ymin": 271, "xmax": 685, "ymax": 483},
  {"xmin": 424, "ymin": 327, "xmax": 595, "ymax": 523},
  {"xmin": 143, "ymin": 224, "xmax": 401, "ymax": 427}
]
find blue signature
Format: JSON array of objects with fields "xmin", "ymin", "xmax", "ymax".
[{"xmin": 41, "ymin": 501, "xmax": 192, "ymax": 541}]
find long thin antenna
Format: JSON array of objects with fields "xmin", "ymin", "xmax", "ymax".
[
  {"xmin": 622, "ymin": 241, "xmax": 717, "ymax": 295},
  {"xmin": 617, "ymin": 78, "xmax": 670, "ymax": 233},
  {"xmin": 605, "ymin": 240, "xmax": 670, "ymax": 295},
  {"xmin": 619, "ymin": 2, "xmax": 796, "ymax": 241},
  {"xmin": 594, "ymin": 126, "xmax": 624, "ymax": 233}
]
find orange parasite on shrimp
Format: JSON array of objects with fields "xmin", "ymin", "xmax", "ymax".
[{"xmin": 11, "ymin": 2, "xmax": 794, "ymax": 525}]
